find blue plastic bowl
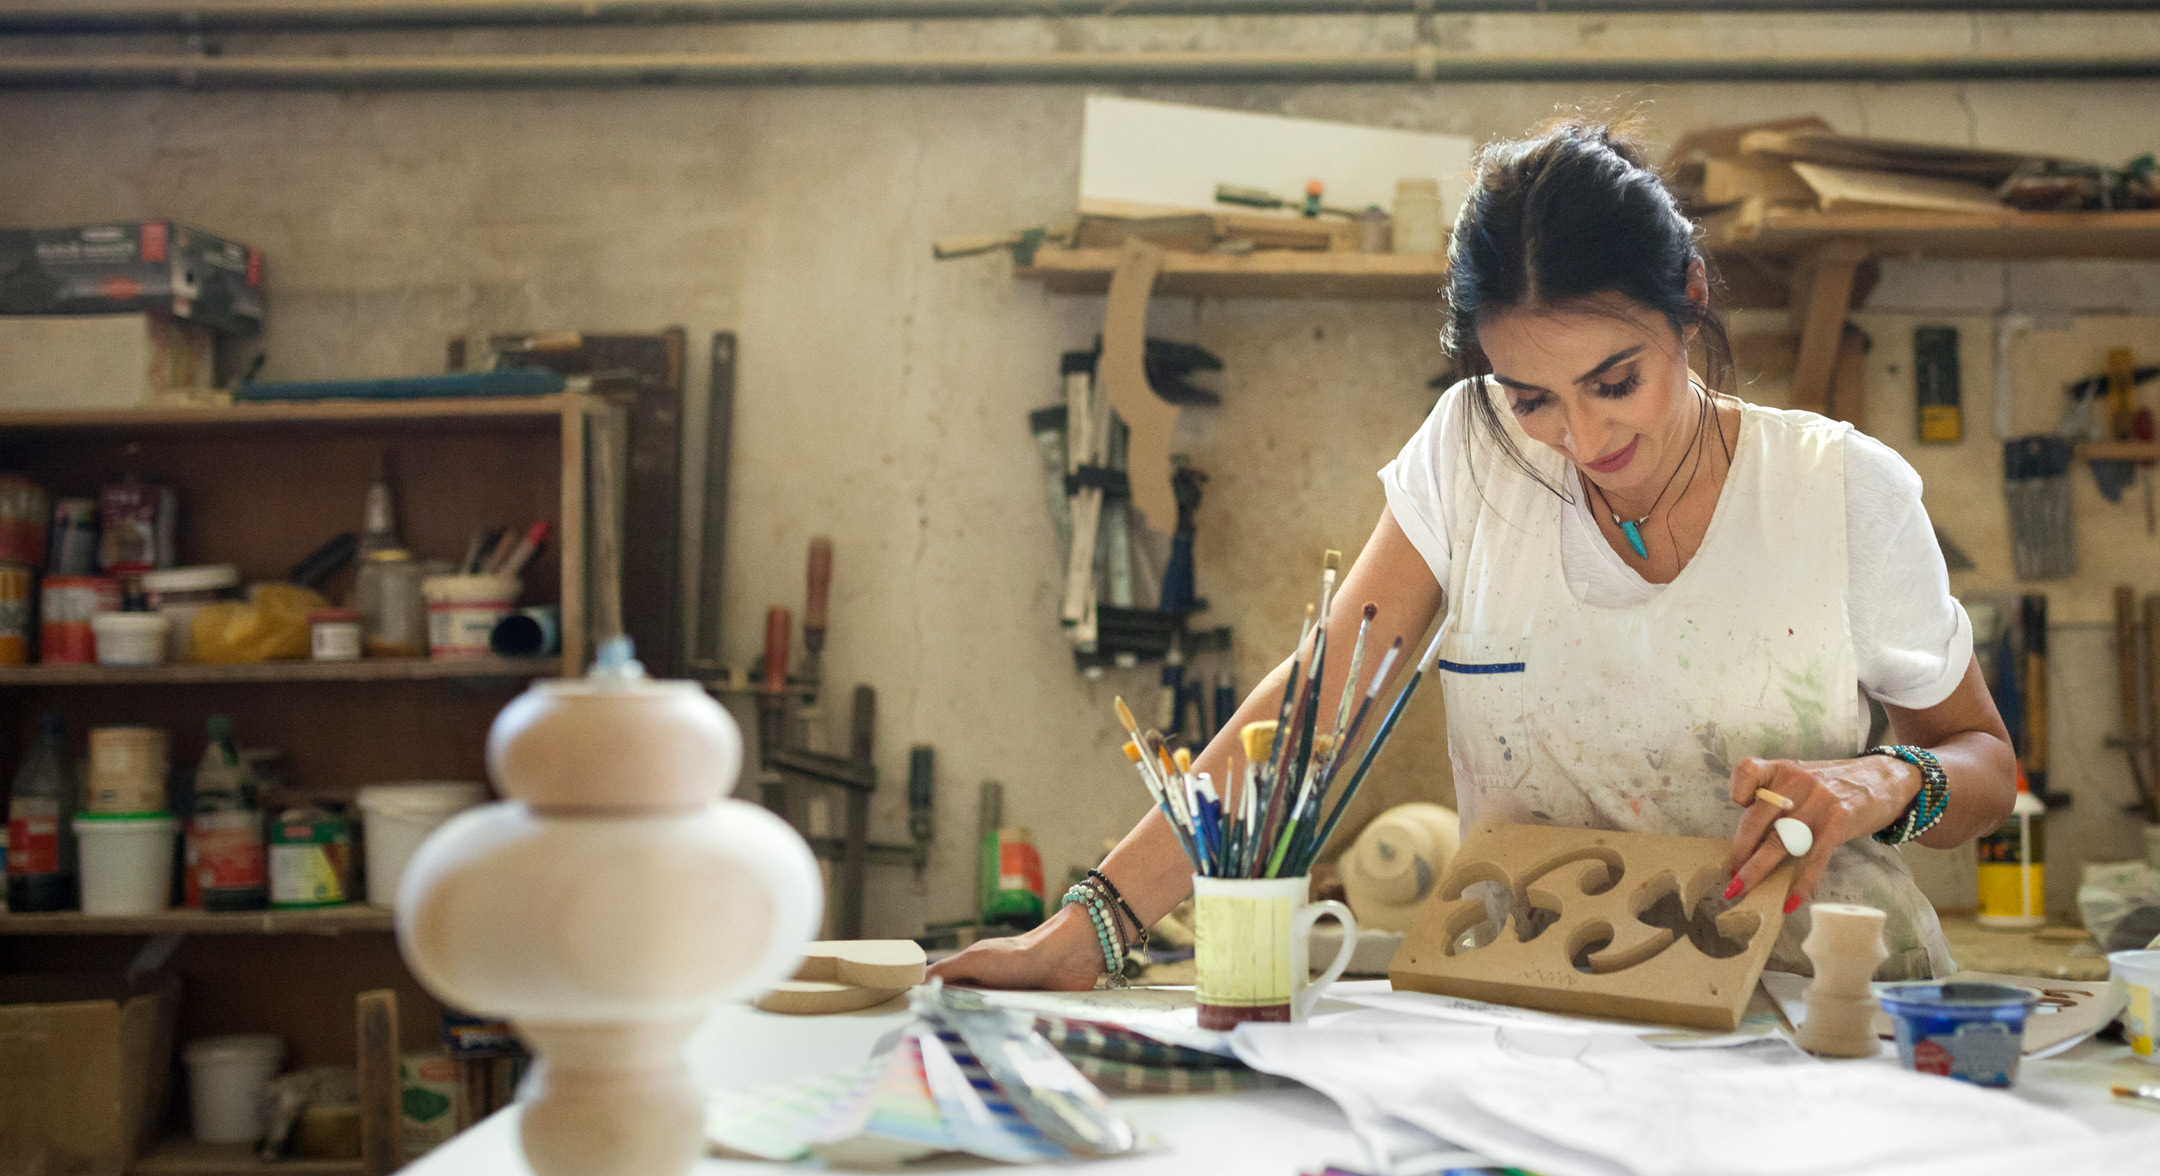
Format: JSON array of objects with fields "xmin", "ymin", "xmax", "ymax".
[{"xmin": 1877, "ymin": 981, "xmax": 2037, "ymax": 1088}]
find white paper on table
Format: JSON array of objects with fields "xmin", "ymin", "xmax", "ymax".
[
  {"xmin": 974, "ymin": 987, "xmax": 1238, "ymax": 1056},
  {"xmin": 1332, "ymin": 980, "xmax": 1782, "ymax": 1046},
  {"xmin": 1233, "ymin": 1007, "xmax": 2094, "ymax": 1176}
]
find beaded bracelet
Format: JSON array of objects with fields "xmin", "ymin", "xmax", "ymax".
[
  {"xmin": 1061, "ymin": 882, "xmax": 1126, "ymax": 983},
  {"xmin": 1086, "ymin": 869, "xmax": 1148, "ymax": 949},
  {"xmin": 1866, "ymin": 745, "xmax": 1950, "ymax": 846}
]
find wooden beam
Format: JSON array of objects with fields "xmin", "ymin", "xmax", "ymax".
[
  {"xmin": 1788, "ymin": 238, "xmax": 1869, "ymax": 415},
  {"xmin": 356, "ymin": 989, "xmax": 403, "ymax": 1176}
]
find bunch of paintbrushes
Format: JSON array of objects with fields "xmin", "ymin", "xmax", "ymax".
[{"xmin": 1113, "ymin": 550, "xmax": 1446, "ymax": 880}]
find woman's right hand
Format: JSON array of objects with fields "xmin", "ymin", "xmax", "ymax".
[{"xmin": 925, "ymin": 905, "xmax": 1105, "ymax": 992}]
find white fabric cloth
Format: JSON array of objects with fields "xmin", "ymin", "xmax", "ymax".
[
  {"xmin": 1382, "ymin": 383, "xmax": 1973, "ymax": 712},
  {"xmin": 1386, "ymin": 379, "xmax": 1955, "ymax": 979}
]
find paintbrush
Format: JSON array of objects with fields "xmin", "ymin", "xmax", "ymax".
[
  {"xmin": 1279, "ymin": 636, "xmax": 1405, "ymax": 870},
  {"xmin": 1292, "ymin": 622, "xmax": 1446, "ymax": 875},
  {"xmin": 1238, "ymin": 722, "xmax": 1276, "ymax": 876},
  {"xmin": 1317, "ymin": 603, "xmax": 1377, "ymax": 781},
  {"xmin": 1263, "ymin": 559, "xmax": 1337, "ymax": 867}
]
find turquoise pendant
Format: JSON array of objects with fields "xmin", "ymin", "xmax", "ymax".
[{"xmin": 1619, "ymin": 520, "xmax": 1648, "ymax": 560}]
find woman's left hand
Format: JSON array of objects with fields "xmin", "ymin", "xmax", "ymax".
[{"xmin": 1724, "ymin": 755, "xmax": 1922, "ymax": 913}]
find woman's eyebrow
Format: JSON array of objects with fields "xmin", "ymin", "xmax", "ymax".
[
  {"xmin": 1490, "ymin": 345, "xmax": 1643, "ymax": 395},
  {"xmin": 1576, "ymin": 346, "xmax": 1643, "ymax": 384}
]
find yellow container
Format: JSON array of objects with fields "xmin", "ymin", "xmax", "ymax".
[{"xmin": 2113, "ymin": 950, "xmax": 2160, "ymax": 1061}]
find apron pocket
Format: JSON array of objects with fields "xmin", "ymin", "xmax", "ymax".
[{"xmin": 1437, "ymin": 631, "xmax": 1530, "ymax": 798}]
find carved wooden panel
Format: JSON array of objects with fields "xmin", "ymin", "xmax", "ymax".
[{"xmin": 1390, "ymin": 823, "xmax": 1796, "ymax": 1031}]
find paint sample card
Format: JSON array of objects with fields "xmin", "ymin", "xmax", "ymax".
[{"xmin": 1080, "ymin": 96, "xmax": 1473, "ymax": 221}]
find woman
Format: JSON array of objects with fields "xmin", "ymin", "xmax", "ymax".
[{"xmin": 932, "ymin": 118, "xmax": 2015, "ymax": 990}]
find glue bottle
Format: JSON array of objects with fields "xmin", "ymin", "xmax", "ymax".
[{"xmin": 1976, "ymin": 769, "xmax": 2046, "ymax": 929}]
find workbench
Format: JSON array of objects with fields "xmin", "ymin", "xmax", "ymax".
[{"xmin": 404, "ymin": 981, "xmax": 2160, "ymax": 1176}]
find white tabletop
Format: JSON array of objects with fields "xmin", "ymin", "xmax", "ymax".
[{"xmin": 404, "ymin": 985, "xmax": 2160, "ymax": 1176}]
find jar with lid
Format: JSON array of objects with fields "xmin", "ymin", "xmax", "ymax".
[
  {"xmin": 354, "ymin": 550, "xmax": 427, "ymax": 658},
  {"xmin": 142, "ymin": 565, "xmax": 241, "ymax": 662}
]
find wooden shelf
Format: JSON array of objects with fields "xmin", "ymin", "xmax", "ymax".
[
  {"xmin": 0, "ymin": 655, "xmax": 562, "ymax": 687},
  {"xmin": 127, "ymin": 1139, "xmax": 364, "ymax": 1175},
  {"xmin": 0, "ymin": 393, "xmax": 588, "ymax": 432},
  {"xmin": 2075, "ymin": 441, "xmax": 2160, "ymax": 461},
  {"xmin": 1016, "ymin": 247, "xmax": 1447, "ymax": 299},
  {"xmin": 0, "ymin": 906, "xmax": 395, "ymax": 936},
  {"xmin": 1701, "ymin": 205, "xmax": 2160, "ymax": 260}
]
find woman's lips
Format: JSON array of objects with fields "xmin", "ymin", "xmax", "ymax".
[{"xmin": 1584, "ymin": 436, "xmax": 1639, "ymax": 475}]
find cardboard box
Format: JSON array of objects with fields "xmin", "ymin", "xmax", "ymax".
[
  {"xmin": 0, "ymin": 314, "xmax": 216, "ymax": 410},
  {"xmin": 0, "ymin": 222, "xmax": 263, "ymax": 335},
  {"xmin": 0, "ymin": 974, "xmax": 179, "ymax": 1176}
]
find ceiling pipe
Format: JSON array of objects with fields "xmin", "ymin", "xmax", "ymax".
[
  {"xmin": 1, "ymin": 48, "xmax": 2155, "ymax": 87},
  {"xmin": 2, "ymin": 0, "xmax": 2157, "ymax": 35}
]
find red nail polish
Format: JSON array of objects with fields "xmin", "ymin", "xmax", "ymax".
[
  {"xmin": 1784, "ymin": 894, "xmax": 1802, "ymax": 914},
  {"xmin": 1723, "ymin": 878, "xmax": 1744, "ymax": 900}
]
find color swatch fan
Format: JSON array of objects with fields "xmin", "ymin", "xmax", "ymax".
[{"xmin": 707, "ymin": 984, "xmax": 1149, "ymax": 1166}]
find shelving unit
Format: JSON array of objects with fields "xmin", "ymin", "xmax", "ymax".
[
  {"xmin": 0, "ymin": 656, "xmax": 561, "ymax": 687},
  {"xmin": 1699, "ymin": 204, "xmax": 2160, "ymax": 412},
  {"xmin": 1015, "ymin": 247, "xmax": 1447, "ymax": 300},
  {"xmin": 0, "ymin": 393, "xmax": 614, "ymax": 1176},
  {"xmin": 0, "ymin": 906, "xmax": 394, "ymax": 936},
  {"xmin": 127, "ymin": 1141, "xmax": 363, "ymax": 1176}
]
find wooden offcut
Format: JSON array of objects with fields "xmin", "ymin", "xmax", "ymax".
[
  {"xmin": 753, "ymin": 940, "xmax": 924, "ymax": 1015},
  {"xmin": 1791, "ymin": 162, "xmax": 2006, "ymax": 216},
  {"xmin": 1390, "ymin": 823, "xmax": 1796, "ymax": 1031}
]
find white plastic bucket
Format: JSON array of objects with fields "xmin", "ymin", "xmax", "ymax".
[
  {"xmin": 90, "ymin": 612, "xmax": 169, "ymax": 666},
  {"xmin": 2113, "ymin": 949, "xmax": 2160, "ymax": 1063},
  {"xmin": 73, "ymin": 814, "xmax": 176, "ymax": 915},
  {"xmin": 185, "ymin": 1034, "xmax": 284, "ymax": 1143},
  {"xmin": 422, "ymin": 574, "xmax": 519, "ymax": 659},
  {"xmin": 358, "ymin": 782, "xmax": 488, "ymax": 906}
]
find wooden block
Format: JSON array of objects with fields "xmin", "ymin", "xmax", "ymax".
[
  {"xmin": 1791, "ymin": 163, "xmax": 2006, "ymax": 216},
  {"xmin": 355, "ymin": 989, "xmax": 402, "ymax": 1176},
  {"xmin": 792, "ymin": 940, "xmax": 927, "ymax": 989},
  {"xmin": 754, "ymin": 981, "xmax": 910, "ymax": 1016},
  {"xmin": 1738, "ymin": 128, "xmax": 2045, "ymax": 185},
  {"xmin": 1389, "ymin": 823, "xmax": 1795, "ymax": 1032},
  {"xmin": 1703, "ymin": 157, "xmax": 1817, "ymax": 207},
  {"xmin": 1072, "ymin": 213, "xmax": 1218, "ymax": 253}
]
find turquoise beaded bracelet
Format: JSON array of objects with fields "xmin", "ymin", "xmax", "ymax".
[
  {"xmin": 1061, "ymin": 883, "xmax": 1124, "ymax": 979},
  {"xmin": 1866, "ymin": 744, "xmax": 1949, "ymax": 846}
]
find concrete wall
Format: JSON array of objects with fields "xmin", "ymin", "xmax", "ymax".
[{"xmin": 5, "ymin": 11, "xmax": 2159, "ymax": 932}]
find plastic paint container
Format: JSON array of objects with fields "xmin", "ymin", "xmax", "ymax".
[
  {"xmin": 309, "ymin": 608, "xmax": 363, "ymax": 661},
  {"xmin": 143, "ymin": 564, "xmax": 241, "ymax": 662},
  {"xmin": 1877, "ymin": 981, "xmax": 2038, "ymax": 1087},
  {"xmin": 2111, "ymin": 950, "xmax": 2160, "ymax": 1062},
  {"xmin": 88, "ymin": 725, "xmax": 170, "ymax": 813},
  {"xmin": 356, "ymin": 782, "xmax": 487, "ymax": 906},
  {"xmin": 73, "ymin": 813, "xmax": 177, "ymax": 915},
  {"xmin": 91, "ymin": 612, "xmax": 170, "ymax": 666},
  {"xmin": 39, "ymin": 575, "xmax": 121, "ymax": 663},
  {"xmin": 0, "ymin": 562, "xmax": 30, "ymax": 665},
  {"xmin": 185, "ymin": 1034, "xmax": 285, "ymax": 1143},
  {"xmin": 422, "ymin": 574, "xmax": 519, "ymax": 659}
]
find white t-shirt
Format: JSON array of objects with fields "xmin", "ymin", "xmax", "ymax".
[{"xmin": 1380, "ymin": 383, "xmax": 1974, "ymax": 711}]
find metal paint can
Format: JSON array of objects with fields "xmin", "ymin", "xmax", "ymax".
[
  {"xmin": 87, "ymin": 726, "xmax": 170, "ymax": 814},
  {"xmin": 268, "ymin": 808, "xmax": 352, "ymax": 908},
  {"xmin": 39, "ymin": 575, "xmax": 121, "ymax": 664},
  {"xmin": 48, "ymin": 498, "xmax": 98, "ymax": 577},
  {"xmin": 0, "ymin": 563, "xmax": 31, "ymax": 665}
]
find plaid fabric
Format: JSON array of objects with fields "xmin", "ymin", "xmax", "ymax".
[
  {"xmin": 1063, "ymin": 1054, "xmax": 1290, "ymax": 1094},
  {"xmin": 1031, "ymin": 1014, "xmax": 1244, "ymax": 1069}
]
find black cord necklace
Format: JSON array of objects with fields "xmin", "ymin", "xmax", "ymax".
[{"xmin": 1589, "ymin": 388, "xmax": 1716, "ymax": 561}]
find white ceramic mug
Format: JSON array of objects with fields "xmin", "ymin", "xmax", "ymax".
[{"xmin": 1193, "ymin": 874, "xmax": 1357, "ymax": 1030}]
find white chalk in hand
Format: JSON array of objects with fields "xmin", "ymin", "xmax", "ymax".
[{"xmin": 1773, "ymin": 816, "xmax": 1814, "ymax": 857}]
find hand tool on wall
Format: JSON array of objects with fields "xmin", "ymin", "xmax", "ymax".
[
  {"xmin": 1214, "ymin": 181, "xmax": 1358, "ymax": 219},
  {"xmin": 908, "ymin": 745, "xmax": 935, "ymax": 875},
  {"xmin": 931, "ymin": 226, "xmax": 1065, "ymax": 264},
  {"xmin": 1159, "ymin": 463, "xmax": 1206, "ymax": 619},
  {"xmin": 1029, "ymin": 401, "xmax": 1076, "ymax": 559},
  {"xmin": 803, "ymin": 537, "xmax": 833, "ymax": 701},
  {"xmin": 977, "ymin": 780, "xmax": 1003, "ymax": 923},
  {"xmin": 2143, "ymin": 594, "xmax": 2160, "ymax": 822},
  {"xmin": 2003, "ymin": 436, "xmax": 2077, "ymax": 580},
  {"xmin": 1915, "ymin": 325, "xmax": 1962, "ymax": 443},
  {"xmin": 2021, "ymin": 594, "xmax": 2068, "ymax": 809},
  {"xmin": 2111, "ymin": 585, "xmax": 2153, "ymax": 813}
]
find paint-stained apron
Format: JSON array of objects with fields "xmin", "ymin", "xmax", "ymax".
[{"xmin": 1438, "ymin": 388, "xmax": 1953, "ymax": 979}]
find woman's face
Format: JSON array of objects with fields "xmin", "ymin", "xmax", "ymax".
[{"xmin": 1477, "ymin": 290, "xmax": 1702, "ymax": 502}]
